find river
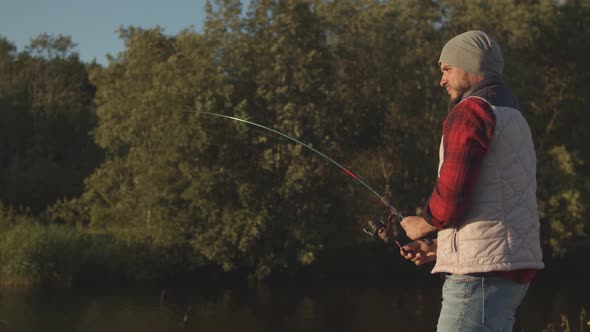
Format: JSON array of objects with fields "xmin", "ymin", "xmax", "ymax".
[{"xmin": 0, "ymin": 273, "xmax": 587, "ymax": 332}]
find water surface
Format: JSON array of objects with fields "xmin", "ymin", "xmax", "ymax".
[{"xmin": 0, "ymin": 274, "xmax": 587, "ymax": 332}]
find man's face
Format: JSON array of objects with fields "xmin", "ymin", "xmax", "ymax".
[{"xmin": 439, "ymin": 62, "xmax": 471, "ymax": 105}]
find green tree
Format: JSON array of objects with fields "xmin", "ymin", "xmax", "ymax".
[
  {"xmin": 0, "ymin": 34, "xmax": 101, "ymax": 212},
  {"xmin": 78, "ymin": 0, "xmax": 590, "ymax": 281}
]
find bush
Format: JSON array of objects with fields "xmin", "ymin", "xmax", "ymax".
[
  {"xmin": 0, "ymin": 222, "xmax": 81, "ymax": 287},
  {"xmin": 0, "ymin": 221, "xmax": 207, "ymax": 288}
]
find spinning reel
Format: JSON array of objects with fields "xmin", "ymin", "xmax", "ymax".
[{"xmin": 362, "ymin": 197, "xmax": 432, "ymax": 248}]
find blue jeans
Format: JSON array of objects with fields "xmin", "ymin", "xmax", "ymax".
[{"xmin": 437, "ymin": 273, "xmax": 529, "ymax": 332}]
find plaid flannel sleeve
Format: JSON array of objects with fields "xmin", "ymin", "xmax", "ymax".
[{"xmin": 422, "ymin": 98, "xmax": 496, "ymax": 229}]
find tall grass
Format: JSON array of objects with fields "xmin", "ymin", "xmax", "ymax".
[
  {"xmin": 542, "ymin": 308, "xmax": 589, "ymax": 332},
  {"xmin": 0, "ymin": 221, "xmax": 206, "ymax": 288},
  {"xmin": 0, "ymin": 222, "xmax": 79, "ymax": 287}
]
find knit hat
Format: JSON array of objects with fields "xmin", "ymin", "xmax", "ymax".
[{"xmin": 439, "ymin": 30, "xmax": 504, "ymax": 77}]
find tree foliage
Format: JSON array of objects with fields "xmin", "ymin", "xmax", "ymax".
[
  {"xmin": 0, "ymin": 34, "xmax": 102, "ymax": 212},
  {"xmin": 1, "ymin": 0, "xmax": 589, "ymax": 280}
]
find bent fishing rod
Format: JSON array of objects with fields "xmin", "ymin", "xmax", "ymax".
[{"xmin": 188, "ymin": 110, "xmax": 428, "ymax": 246}]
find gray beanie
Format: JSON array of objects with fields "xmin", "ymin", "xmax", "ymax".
[{"xmin": 439, "ymin": 30, "xmax": 504, "ymax": 77}]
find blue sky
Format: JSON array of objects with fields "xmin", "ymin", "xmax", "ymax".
[{"xmin": 1, "ymin": 0, "xmax": 211, "ymax": 64}]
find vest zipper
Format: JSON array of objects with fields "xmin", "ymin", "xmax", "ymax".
[{"xmin": 451, "ymin": 229, "xmax": 458, "ymax": 253}]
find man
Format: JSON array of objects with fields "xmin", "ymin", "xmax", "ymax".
[{"xmin": 399, "ymin": 31, "xmax": 544, "ymax": 331}]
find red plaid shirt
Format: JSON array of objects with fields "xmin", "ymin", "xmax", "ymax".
[
  {"xmin": 423, "ymin": 97, "xmax": 495, "ymax": 229},
  {"xmin": 423, "ymin": 97, "xmax": 536, "ymax": 283}
]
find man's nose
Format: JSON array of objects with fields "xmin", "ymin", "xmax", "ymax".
[{"xmin": 440, "ymin": 75, "xmax": 447, "ymax": 87}]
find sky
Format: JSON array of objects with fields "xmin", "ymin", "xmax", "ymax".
[{"xmin": 1, "ymin": 0, "xmax": 210, "ymax": 64}]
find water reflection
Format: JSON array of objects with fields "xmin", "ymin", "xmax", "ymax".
[{"xmin": 0, "ymin": 274, "xmax": 587, "ymax": 332}]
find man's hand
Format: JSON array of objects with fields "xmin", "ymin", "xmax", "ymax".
[
  {"xmin": 400, "ymin": 239, "xmax": 437, "ymax": 266},
  {"xmin": 400, "ymin": 216, "xmax": 438, "ymax": 240},
  {"xmin": 377, "ymin": 227, "xmax": 387, "ymax": 241}
]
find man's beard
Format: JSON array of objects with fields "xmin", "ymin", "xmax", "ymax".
[{"xmin": 448, "ymin": 94, "xmax": 462, "ymax": 112}]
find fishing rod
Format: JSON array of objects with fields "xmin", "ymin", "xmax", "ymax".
[{"xmin": 189, "ymin": 110, "xmax": 426, "ymax": 246}]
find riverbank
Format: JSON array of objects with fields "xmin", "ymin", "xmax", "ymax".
[
  {"xmin": 0, "ymin": 222, "xmax": 209, "ymax": 288},
  {"xmin": 2, "ymin": 220, "xmax": 589, "ymax": 290}
]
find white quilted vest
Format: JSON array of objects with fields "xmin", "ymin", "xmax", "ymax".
[{"xmin": 431, "ymin": 97, "xmax": 545, "ymax": 274}]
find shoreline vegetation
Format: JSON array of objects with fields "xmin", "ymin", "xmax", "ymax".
[
  {"xmin": 0, "ymin": 219, "xmax": 416, "ymax": 288},
  {"xmin": 0, "ymin": 219, "xmax": 589, "ymax": 289}
]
